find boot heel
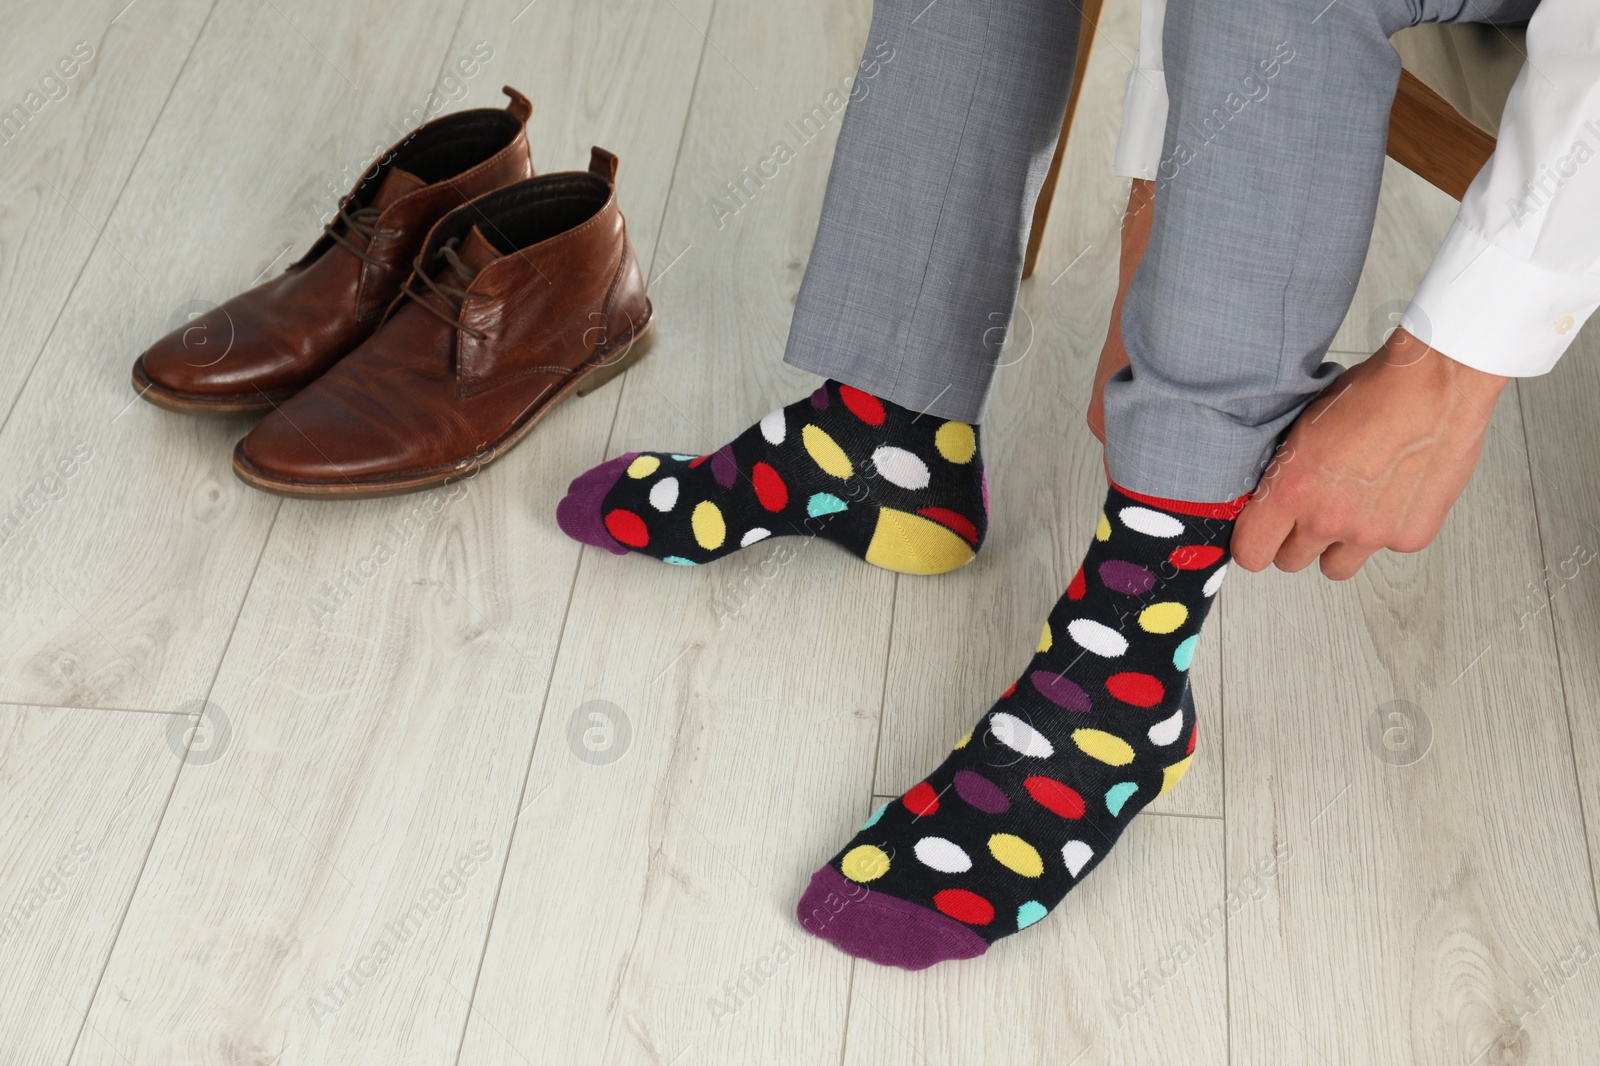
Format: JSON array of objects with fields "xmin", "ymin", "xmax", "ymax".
[{"xmin": 577, "ymin": 316, "xmax": 655, "ymax": 397}]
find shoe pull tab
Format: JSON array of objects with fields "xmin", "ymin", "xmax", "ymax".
[
  {"xmin": 502, "ymin": 86, "xmax": 533, "ymax": 123},
  {"xmin": 588, "ymin": 147, "xmax": 619, "ymax": 184}
]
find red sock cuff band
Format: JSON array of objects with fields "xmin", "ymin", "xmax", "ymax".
[{"xmin": 1110, "ymin": 480, "xmax": 1252, "ymax": 520}]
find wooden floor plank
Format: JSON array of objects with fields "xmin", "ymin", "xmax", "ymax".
[
  {"xmin": 0, "ymin": 1, "xmax": 215, "ymax": 425},
  {"xmin": 845, "ymin": 816, "xmax": 1227, "ymax": 1066},
  {"xmin": 456, "ymin": 1, "xmax": 895, "ymax": 1063},
  {"xmin": 65, "ymin": 1, "xmax": 712, "ymax": 1063},
  {"xmin": 0, "ymin": 0, "xmax": 506, "ymax": 713},
  {"xmin": 0, "ymin": 705, "xmax": 178, "ymax": 1066},
  {"xmin": 1517, "ymin": 315, "xmax": 1600, "ymax": 1045},
  {"xmin": 1221, "ymin": 346, "xmax": 1600, "ymax": 1062}
]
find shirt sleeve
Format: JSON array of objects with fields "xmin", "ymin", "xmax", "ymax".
[
  {"xmin": 1113, "ymin": 0, "xmax": 1169, "ymax": 180},
  {"xmin": 1405, "ymin": 0, "xmax": 1600, "ymax": 376}
]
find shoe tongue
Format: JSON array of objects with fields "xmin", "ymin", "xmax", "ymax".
[
  {"xmin": 453, "ymin": 225, "xmax": 506, "ymax": 273},
  {"xmin": 368, "ymin": 166, "xmax": 426, "ymax": 211}
]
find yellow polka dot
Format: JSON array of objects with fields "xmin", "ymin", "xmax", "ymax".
[
  {"xmin": 1095, "ymin": 512, "xmax": 1111, "ymax": 541},
  {"xmin": 692, "ymin": 500, "xmax": 726, "ymax": 550},
  {"xmin": 1139, "ymin": 602, "xmax": 1189, "ymax": 634},
  {"xmin": 841, "ymin": 844, "xmax": 890, "ymax": 882},
  {"xmin": 802, "ymin": 424, "xmax": 853, "ymax": 479},
  {"xmin": 935, "ymin": 421, "xmax": 976, "ymax": 464},
  {"xmin": 954, "ymin": 729, "xmax": 972, "ymax": 750},
  {"xmin": 864, "ymin": 508, "xmax": 976, "ymax": 574},
  {"xmin": 1073, "ymin": 728, "xmax": 1135, "ymax": 767},
  {"xmin": 988, "ymin": 833, "xmax": 1044, "ymax": 877},
  {"xmin": 1160, "ymin": 756, "xmax": 1193, "ymax": 795},
  {"xmin": 1037, "ymin": 623, "xmax": 1053, "ymax": 653},
  {"xmin": 626, "ymin": 455, "xmax": 660, "ymax": 479}
]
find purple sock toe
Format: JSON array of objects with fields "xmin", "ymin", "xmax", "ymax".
[
  {"xmin": 556, "ymin": 452, "xmax": 639, "ymax": 555},
  {"xmin": 796, "ymin": 865, "xmax": 988, "ymax": 970}
]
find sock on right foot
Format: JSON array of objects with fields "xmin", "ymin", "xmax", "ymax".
[{"xmin": 557, "ymin": 380, "xmax": 989, "ymax": 574}]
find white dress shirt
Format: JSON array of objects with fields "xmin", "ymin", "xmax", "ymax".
[{"xmin": 1114, "ymin": 0, "xmax": 1600, "ymax": 376}]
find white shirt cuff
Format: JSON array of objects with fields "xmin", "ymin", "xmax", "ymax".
[
  {"xmin": 1113, "ymin": 63, "xmax": 1167, "ymax": 181},
  {"xmin": 1405, "ymin": 217, "xmax": 1600, "ymax": 377}
]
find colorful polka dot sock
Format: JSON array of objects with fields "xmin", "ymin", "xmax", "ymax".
[
  {"xmin": 556, "ymin": 380, "xmax": 988, "ymax": 574},
  {"xmin": 796, "ymin": 482, "xmax": 1247, "ymax": 969}
]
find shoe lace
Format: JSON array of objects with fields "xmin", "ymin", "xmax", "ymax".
[
  {"xmin": 322, "ymin": 204, "xmax": 387, "ymax": 267},
  {"xmin": 404, "ymin": 238, "xmax": 492, "ymax": 339}
]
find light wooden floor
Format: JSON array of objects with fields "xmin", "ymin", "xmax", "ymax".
[{"xmin": 2, "ymin": 1, "xmax": 1598, "ymax": 1063}]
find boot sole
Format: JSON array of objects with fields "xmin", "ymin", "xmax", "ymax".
[
  {"xmin": 131, "ymin": 357, "xmax": 298, "ymax": 418},
  {"xmin": 231, "ymin": 306, "xmax": 656, "ymax": 500}
]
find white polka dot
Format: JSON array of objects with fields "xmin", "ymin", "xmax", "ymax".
[
  {"xmin": 740, "ymin": 527, "xmax": 771, "ymax": 547},
  {"xmin": 991, "ymin": 712, "xmax": 1054, "ymax": 758},
  {"xmin": 1067, "ymin": 618, "xmax": 1129, "ymax": 658},
  {"xmin": 648, "ymin": 476, "xmax": 679, "ymax": 512},
  {"xmin": 1118, "ymin": 506, "xmax": 1185, "ymax": 538},
  {"xmin": 915, "ymin": 836, "xmax": 972, "ymax": 873},
  {"xmin": 760, "ymin": 408, "xmax": 786, "ymax": 445},
  {"xmin": 870, "ymin": 445, "xmax": 930, "ymax": 490},
  {"xmin": 1203, "ymin": 563, "xmax": 1228, "ymax": 597},
  {"xmin": 1062, "ymin": 840, "xmax": 1094, "ymax": 878},
  {"xmin": 1148, "ymin": 708, "xmax": 1183, "ymax": 746}
]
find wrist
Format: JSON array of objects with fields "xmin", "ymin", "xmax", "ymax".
[{"xmin": 1375, "ymin": 328, "xmax": 1508, "ymax": 404}]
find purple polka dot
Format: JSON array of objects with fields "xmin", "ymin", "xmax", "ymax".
[
  {"xmin": 1098, "ymin": 559, "xmax": 1156, "ymax": 595},
  {"xmin": 953, "ymin": 770, "xmax": 1011, "ymax": 814},
  {"xmin": 711, "ymin": 444, "xmax": 737, "ymax": 488},
  {"xmin": 981, "ymin": 470, "xmax": 990, "ymax": 516},
  {"xmin": 810, "ymin": 385, "xmax": 829, "ymax": 410},
  {"xmin": 1031, "ymin": 670, "xmax": 1092, "ymax": 712}
]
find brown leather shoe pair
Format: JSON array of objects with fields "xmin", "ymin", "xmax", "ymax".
[{"xmin": 134, "ymin": 87, "xmax": 654, "ymax": 499}]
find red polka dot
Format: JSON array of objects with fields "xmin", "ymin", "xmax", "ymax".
[
  {"xmin": 1024, "ymin": 775, "xmax": 1085, "ymax": 819},
  {"xmin": 838, "ymin": 384, "xmax": 886, "ymax": 425},
  {"xmin": 1067, "ymin": 565, "xmax": 1086, "ymax": 600},
  {"xmin": 1187, "ymin": 722, "xmax": 1197, "ymax": 755},
  {"xmin": 1169, "ymin": 545, "xmax": 1225, "ymax": 570},
  {"xmin": 604, "ymin": 509, "xmax": 649, "ymax": 548},
  {"xmin": 688, "ymin": 454, "xmax": 710, "ymax": 468},
  {"xmin": 917, "ymin": 506, "xmax": 979, "ymax": 545},
  {"xmin": 903, "ymin": 781, "xmax": 939, "ymax": 816},
  {"xmin": 934, "ymin": 888, "xmax": 994, "ymax": 925},
  {"xmin": 1106, "ymin": 672, "xmax": 1165, "ymax": 707},
  {"xmin": 1000, "ymin": 681, "xmax": 1017, "ymax": 698},
  {"xmin": 752, "ymin": 461, "xmax": 788, "ymax": 512}
]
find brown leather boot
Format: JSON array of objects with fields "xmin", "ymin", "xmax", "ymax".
[
  {"xmin": 232, "ymin": 148, "xmax": 654, "ymax": 498},
  {"xmin": 132, "ymin": 87, "xmax": 537, "ymax": 416}
]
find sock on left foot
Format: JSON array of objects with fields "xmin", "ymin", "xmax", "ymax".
[{"xmin": 796, "ymin": 482, "xmax": 1245, "ymax": 969}]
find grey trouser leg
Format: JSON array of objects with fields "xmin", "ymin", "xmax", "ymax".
[
  {"xmin": 782, "ymin": 0, "xmax": 1080, "ymax": 424},
  {"xmin": 1103, "ymin": 0, "xmax": 1541, "ymax": 502}
]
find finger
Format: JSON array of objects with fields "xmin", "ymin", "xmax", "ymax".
[
  {"xmin": 1231, "ymin": 494, "xmax": 1296, "ymax": 572},
  {"xmin": 1273, "ymin": 524, "xmax": 1334, "ymax": 573},
  {"xmin": 1319, "ymin": 541, "xmax": 1377, "ymax": 581}
]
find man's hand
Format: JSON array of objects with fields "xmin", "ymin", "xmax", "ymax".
[{"xmin": 1231, "ymin": 329, "xmax": 1509, "ymax": 581}]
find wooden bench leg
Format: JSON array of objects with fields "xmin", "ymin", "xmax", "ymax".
[{"xmin": 1023, "ymin": 0, "xmax": 1105, "ymax": 279}]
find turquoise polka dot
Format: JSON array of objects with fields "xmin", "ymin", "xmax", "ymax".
[
  {"xmin": 1017, "ymin": 901, "xmax": 1048, "ymax": 929},
  {"xmin": 1173, "ymin": 634, "xmax": 1199, "ymax": 671},
  {"xmin": 670, "ymin": 454, "xmax": 696, "ymax": 461},
  {"xmin": 1105, "ymin": 781, "xmax": 1139, "ymax": 817},
  {"xmin": 807, "ymin": 493, "xmax": 848, "ymax": 518},
  {"xmin": 860, "ymin": 802, "xmax": 888, "ymax": 830},
  {"xmin": 662, "ymin": 556, "xmax": 697, "ymax": 566}
]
